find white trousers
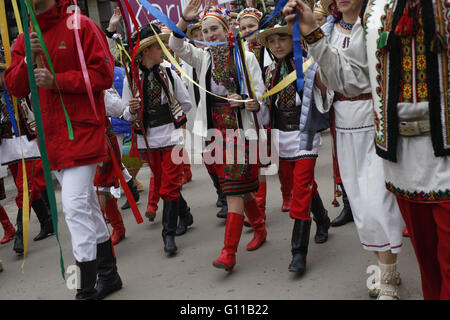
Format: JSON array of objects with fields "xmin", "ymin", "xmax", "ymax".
[{"xmin": 54, "ymin": 164, "xmax": 110, "ymax": 262}]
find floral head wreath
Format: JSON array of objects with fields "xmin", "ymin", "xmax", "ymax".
[
  {"xmin": 201, "ymin": 7, "xmax": 232, "ymax": 31},
  {"xmin": 237, "ymin": 7, "xmax": 263, "ymax": 23}
]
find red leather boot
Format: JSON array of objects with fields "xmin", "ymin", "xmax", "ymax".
[
  {"xmin": 0, "ymin": 206, "xmax": 15, "ymax": 244},
  {"xmin": 244, "ymin": 198, "xmax": 267, "ymax": 251},
  {"xmin": 146, "ymin": 177, "xmax": 160, "ymax": 222},
  {"xmin": 105, "ymin": 198, "xmax": 126, "ymax": 246},
  {"xmin": 212, "ymin": 212, "xmax": 244, "ymax": 272},
  {"xmin": 402, "ymin": 227, "xmax": 409, "ymax": 237},
  {"xmin": 182, "ymin": 164, "xmax": 192, "ymax": 185},
  {"xmin": 254, "ymin": 181, "xmax": 267, "ymax": 220}
]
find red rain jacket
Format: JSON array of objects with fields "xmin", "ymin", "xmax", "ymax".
[{"xmin": 5, "ymin": 0, "xmax": 114, "ymax": 170}]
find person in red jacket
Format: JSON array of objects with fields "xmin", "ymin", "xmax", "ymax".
[{"xmin": 4, "ymin": 0, "xmax": 121, "ymax": 300}]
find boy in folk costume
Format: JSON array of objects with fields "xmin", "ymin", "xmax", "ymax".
[
  {"xmin": 256, "ymin": 24, "xmax": 331, "ymax": 275},
  {"xmin": 1, "ymin": 63, "xmax": 54, "ymax": 255},
  {"xmin": 170, "ymin": 0, "xmax": 269, "ymax": 272},
  {"xmin": 5, "ymin": 0, "xmax": 122, "ymax": 300},
  {"xmin": 123, "ymin": 24, "xmax": 193, "ymax": 254},
  {"xmin": 285, "ymin": 0, "xmax": 449, "ymax": 300}
]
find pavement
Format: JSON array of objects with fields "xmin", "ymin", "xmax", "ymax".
[{"xmin": 0, "ymin": 131, "xmax": 423, "ymax": 300}]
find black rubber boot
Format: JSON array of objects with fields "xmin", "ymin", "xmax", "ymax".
[
  {"xmin": 311, "ymin": 194, "xmax": 330, "ymax": 244},
  {"xmin": 32, "ymin": 198, "xmax": 54, "ymax": 241},
  {"xmin": 121, "ymin": 178, "xmax": 140, "ymax": 210},
  {"xmin": 75, "ymin": 260, "xmax": 98, "ymax": 300},
  {"xmin": 162, "ymin": 199, "xmax": 179, "ymax": 255},
  {"xmin": 13, "ymin": 209, "xmax": 24, "ymax": 255},
  {"xmin": 95, "ymin": 240, "xmax": 123, "ymax": 300},
  {"xmin": 176, "ymin": 193, "xmax": 193, "ymax": 236},
  {"xmin": 288, "ymin": 219, "xmax": 312, "ymax": 275},
  {"xmin": 331, "ymin": 184, "xmax": 354, "ymax": 227}
]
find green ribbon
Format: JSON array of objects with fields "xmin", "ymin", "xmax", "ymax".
[
  {"xmin": 378, "ymin": 31, "xmax": 389, "ymax": 50},
  {"xmin": 19, "ymin": 0, "xmax": 65, "ymax": 280},
  {"xmin": 24, "ymin": 0, "xmax": 73, "ymax": 141}
]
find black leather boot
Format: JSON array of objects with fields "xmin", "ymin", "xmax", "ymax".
[
  {"xmin": 331, "ymin": 184, "xmax": 354, "ymax": 227},
  {"xmin": 13, "ymin": 209, "xmax": 24, "ymax": 255},
  {"xmin": 176, "ymin": 193, "xmax": 193, "ymax": 236},
  {"xmin": 95, "ymin": 240, "xmax": 123, "ymax": 300},
  {"xmin": 121, "ymin": 178, "xmax": 140, "ymax": 210},
  {"xmin": 216, "ymin": 197, "xmax": 228, "ymax": 219},
  {"xmin": 32, "ymin": 198, "xmax": 54, "ymax": 241},
  {"xmin": 311, "ymin": 194, "xmax": 331, "ymax": 244},
  {"xmin": 75, "ymin": 260, "xmax": 98, "ymax": 300},
  {"xmin": 208, "ymin": 172, "xmax": 224, "ymax": 208},
  {"xmin": 162, "ymin": 199, "xmax": 179, "ymax": 254},
  {"xmin": 41, "ymin": 190, "xmax": 50, "ymax": 210},
  {"xmin": 288, "ymin": 219, "xmax": 312, "ymax": 275}
]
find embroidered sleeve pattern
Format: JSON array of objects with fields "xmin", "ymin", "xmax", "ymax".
[{"xmin": 304, "ymin": 27, "xmax": 325, "ymax": 44}]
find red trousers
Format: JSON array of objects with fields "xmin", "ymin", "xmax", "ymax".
[
  {"xmin": 8, "ymin": 160, "xmax": 46, "ymax": 208},
  {"xmin": 395, "ymin": 197, "xmax": 450, "ymax": 300},
  {"xmin": 280, "ymin": 158, "xmax": 318, "ymax": 221},
  {"xmin": 144, "ymin": 148, "xmax": 182, "ymax": 201}
]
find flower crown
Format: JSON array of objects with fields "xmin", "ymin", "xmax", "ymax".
[
  {"xmin": 237, "ymin": 7, "xmax": 263, "ymax": 22},
  {"xmin": 201, "ymin": 7, "xmax": 232, "ymax": 30}
]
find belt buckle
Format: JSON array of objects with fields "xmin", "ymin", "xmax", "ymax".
[{"xmin": 400, "ymin": 121, "xmax": 421, "ymax": 136}]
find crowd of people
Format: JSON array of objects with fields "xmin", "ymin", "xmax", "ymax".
[{"xmin": 0, "ymin": 0, "xmax": 448, "ymax": 300}]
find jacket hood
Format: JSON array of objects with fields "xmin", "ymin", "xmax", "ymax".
[{"xmin": 36, "ymin": 0, "xmax": 71, "ymax": 31}]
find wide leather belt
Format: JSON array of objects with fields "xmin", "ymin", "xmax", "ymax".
[{"xmin": 398, "ymin": 116, "xmax": 430, "ymax": 137}]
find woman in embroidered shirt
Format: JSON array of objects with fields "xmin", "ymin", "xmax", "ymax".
[
  {"xmin": 256, "ymin": 24, "xmax": 331, "ymax": 275},
  {"xmin": 123, "ymin": 24, "xmax": 193, "ymax": 256},
  {"xmin": 170, "ymin": 0, "xmax": 269, "ymax": 272},
  {"xmin": 285, "ymin": 0, "xmax": 407, "ymax": 299}
]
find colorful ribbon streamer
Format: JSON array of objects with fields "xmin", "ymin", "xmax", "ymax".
[
  {"xmin": 19, "ymin": 0, "xmax": 65, "ymax": 279},
  {"xmin": 12, "ymin": 0, "xmax": 24, "ymax": 34}
]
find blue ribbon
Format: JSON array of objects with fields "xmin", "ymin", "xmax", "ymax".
[
  {"xmin": 234, "ymin": 38, "xmax": 243, "ymax": 95},
  {"xmin": 0, "ymin": 79, "xmax": 20, "ymax": 137},
  {"xmin": 136, "ymin": 0, "xmax": 288, "ymax": 46},
  {"xmin": 293, "ymin": 12, "xmax": 304, "ymax": 92}
]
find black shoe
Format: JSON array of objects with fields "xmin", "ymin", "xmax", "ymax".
[
  {"xmin": 311, "ymin": 194, "xmax": 330, "ymax": 244},
  {"xmin": 95, "ymin": 240, "xmax": 123, "ymax": 300},
  {"xmin": 121, "ymin": 179, "xmax": 140, "ymax": 210},
  {"xmin": 13, "ymin": 209, "xmax": 24, "ymax": 255},
  {"xmin": 288, "ymin": 219, "xmax": 311, "ymax": 275},
  {"xmin": 162, "ymin": 200, "xmax": 178, "ymax": 254},
  {"xmin": 75, "ymin": 260, "xmax": 98, "ymax": 300},
  {"xmin": 176, "ymin": 193, "xmax": 193, "ymax": 236},
  {"xmin": 331, "ymin": 185, "xmax": 354, "ymax": 227},
  {"xmin": 32, "ymin": 198, "xmax": 54, "ymax": 241}
]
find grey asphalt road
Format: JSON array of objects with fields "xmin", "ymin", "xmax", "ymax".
[{"xmin": 0, "ymin": 132, "xmax": 423, "ymax": 300}]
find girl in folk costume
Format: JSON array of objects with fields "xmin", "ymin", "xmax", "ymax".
[
  {"xmin": 183, "ymin": 21, "xmax": 230, "ymax": 220},
  {"xmin": 256, "ymin": 25, "xmax": 330, "ymax": 275},
  {"xmin": 94, "ymin": 87, "xmax": 141, "ymax": 246},
  {"xmin": 314, "ymin": 0, "xmax": 355, "ymax": 227},
  {"xmin": 285, "ymin": 0, "xmax": 407, "ymax": 299},
  {"xmin": 170, "ymin": 0, "xmax": 269, "ymax": 271},
  {"xmin": 1, "ymin": 65, "xmax": 54, "ymax": 255},
  {"xmin": 123, "ymin": 24, "xmax": 193, "ymax": 255}
]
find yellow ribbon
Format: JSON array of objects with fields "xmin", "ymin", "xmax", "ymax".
[
  {"xmin": 12, "ymin": 0, "xmax": 24, "ymax": 34},
  {"xmin": 0, "ymin": 0, "xmax": 30, "ymax": 273}
]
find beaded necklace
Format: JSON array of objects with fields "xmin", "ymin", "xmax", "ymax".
[
  {"xmin": 339, "ymin": 19, "xmax": 354, "ymax": 30},
  {"xmin": 210, "ymin": 44, "xmax": 237, "ymax": 94}
]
